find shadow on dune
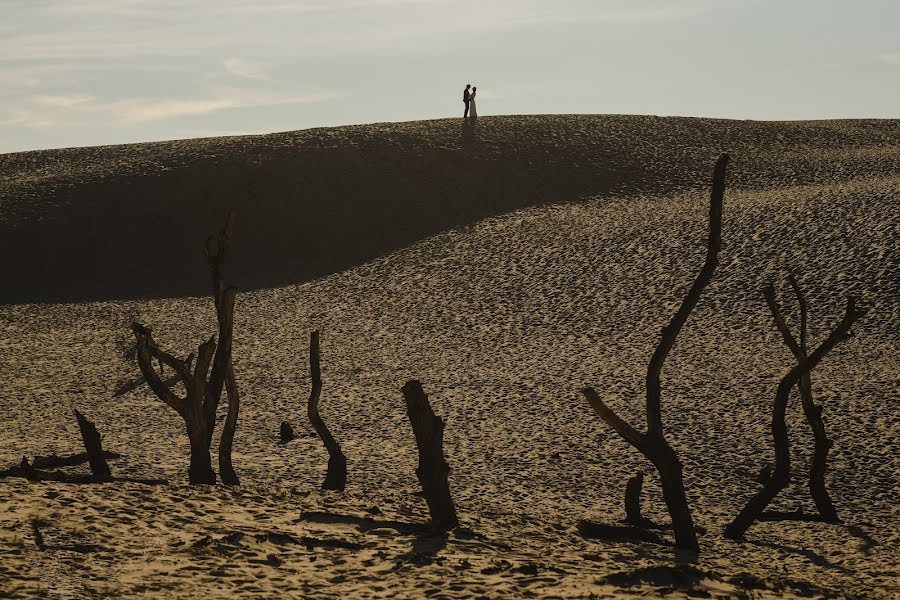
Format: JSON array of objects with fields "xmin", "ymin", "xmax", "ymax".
[
  {"xmin": 2, "ymin": 115, "xmax": 896, "ymax": 304},
  {"xmin": 0, "ymin": 143, "xmax": 626, "ymax": 304}
]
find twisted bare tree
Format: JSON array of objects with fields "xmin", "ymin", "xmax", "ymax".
[
  {"xmin": 582, "ymin": 153, "xmax": 730, "ymax": 552},
  {"xmin": 724, "ymin": 283, "xmax": 865, "ymax": 540},
  {"xmin": 132, "ymin": 209, "xmax": 241, "ymax": 485},
  {"xmin": 133, "ymin": 324, "xmax": 217, "ymax": 483},
  {"xmin": 307, "ymin": 330, "xmax": 347, "ymax": 490}
]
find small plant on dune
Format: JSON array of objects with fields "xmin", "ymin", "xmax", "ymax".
[
  {"xmin": 132, "ymin": 209, "xmax": 241, "ymax": 485},
  {"xmin": 724, "ymin": 276, "xmax": 865, "ymax": 540},
  {"xmin": 582, "ymin": 153, "xmax": 730, "ymax": 553}
]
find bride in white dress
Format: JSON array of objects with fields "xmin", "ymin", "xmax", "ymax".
[{"xmin": 469, "ymin": 86, "xmax": 478, "ymax": 119}]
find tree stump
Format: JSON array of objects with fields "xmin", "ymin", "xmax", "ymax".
[
  {"xmin": 625, "ymin": 472, "xmax": 653, "ymax": 528},
  {"xmin": 280, "ymin": 421, "xmax": 295, "ymax": 443},
  {"xmin": 306, "ymin": 330, "xmax": 347, "ymax": 491},
  {"xmin": 73, "ymin": 409, "xmax": 111, "ymax": 480},
  {"xmin": 401, "ymin": 380, "xmax": 458, "ymax": 530}
]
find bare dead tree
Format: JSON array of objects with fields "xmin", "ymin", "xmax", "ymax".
[
  {"xmin": 205, "ymin": 209, "xmax": 240, "ymax": 486},
  {"xmin": 582, "ymin": 153, "xmax": 730, "ymax": 552},
  {"xmin": 74, "ymin": 409, "xmax": 111, "ymax": 480},
  {"xmin": 402, "ymin": 380, "xmax": 458, "ymax": 530},
  {"xmin": 129, "ymin": 210, "xmax": 242, "ymax": 485},
  {"xmin": 724, "ymin": 293, "xmax": 865, "ymax": 540},
  {"xmin": 133, "ymin": 323, "xmax": 217, "ymax": 484},
  {"xmin": 307, "ymin": 330, "xmax": 347, "ymax": 490}
]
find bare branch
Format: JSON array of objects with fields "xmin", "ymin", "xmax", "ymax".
[
  {"xmin": 581, "ymin": 387, "xmax": 645, "ymax": 451},
  {"xmin": 787, "ymin": 272, "xmax": 808, "ymax": 354},
  {"xmin": 132, "ymin": 324, "xmax": 185, "ymax": 414},
  {"xmin": 764, "ymin": 283, "xmax": 804, "ymax": 361},
  {"xmin": 190, "ymin": 336, "xmax": 216, "ymax": 421},
  {"xmin": 646, "ymin": 153, "xmax": 729, "ymax": 437}
]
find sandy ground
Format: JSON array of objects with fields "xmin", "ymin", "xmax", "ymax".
[{"xmin": 0, "ymin": 116, "xmax": 898, "ymax": 598}]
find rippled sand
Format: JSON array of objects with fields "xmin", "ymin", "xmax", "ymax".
[{"xmin": 0, "ymin": 116, "xmax": 897, "ymax": 598}]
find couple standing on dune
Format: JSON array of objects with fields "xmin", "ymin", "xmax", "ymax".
[{"xmin": 463, "ymin": 84, "xmax": 478, "ymax": 120}]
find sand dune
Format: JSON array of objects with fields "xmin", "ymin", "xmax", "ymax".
[
  {"xmin": 0, "ymin": 116, "xmax": 898, "ymax": 598},
  {"xmin": 1, "ymin": 116, "xmax": 897, "ymax": 303}
]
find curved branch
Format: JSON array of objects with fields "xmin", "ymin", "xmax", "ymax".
[
  {"xmin": 307, "ymin": 330, "xmax": 347, "ymax": 490},
  {"xmin": 646, "ymin": 153, "xmax": 729, "ymax": 437},
  {"xmin": 581, "ymin": 387, "xmax": 646, "ymax": 451},
  {"xmin": 132, "ymin": 324, "xmax": 185, "ymax": 414},
  {"xmin": 764, "ymin": 283, "xmax": 803, "ymax": 360}
]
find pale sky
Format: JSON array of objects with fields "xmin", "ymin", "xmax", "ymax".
[{"xmin": 1, "ymin": 0, "xmax": 898, "ymax": 154}]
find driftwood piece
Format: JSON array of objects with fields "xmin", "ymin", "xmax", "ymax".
[
  {"xmin": 74, "ymin": 410, "xmax": 111, "ymax": 480},
  {"xmin": 582, "ymin": 153, "xmax": 730, "ymax": 552},
  {"xmin": 401, "ymin": 380, "xmax": 458, "ymax": 530},
  {"xmin": 133, "ymin": 323, "xmax": 218, "ymax": 484},
  {"xmin": 307, "ymin": 330, "xmax": 347, "ymax": 491},
  {"xmin": 724, "ymin": 295, "xmax": 866, "ymax": 540}
]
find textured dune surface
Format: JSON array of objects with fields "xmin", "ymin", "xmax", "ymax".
[{"xmin": 0, "ymin": 116, "xmax": 898, "ymax": 598}]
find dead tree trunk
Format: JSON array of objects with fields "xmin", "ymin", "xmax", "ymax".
[
  {"xmin": 787, "ymin": 275, "xmax": 839, "ymax": 521},
  {"xmin": 724, "ymin": 294, "xmax": 865, "ymax": 540},
  {"xmin": 73, "ymin": 410, "xmax": 111, "ymax": 480},
  {"xmin": 582, "ymin": 153, "xmax": 730, "ymax": 552},
  {"xmin": 133, "ymin": 323, "xmax": 218, "ymax": 484},
  {"xmin": 307, "ymin": 330, "xmax": 347, "ymax": 491},
  {"xmin": 205, "ymin": 210, "xmax": 240, "ymax": 486},
  {"xmin": 402, "ymin": 380, "xmax": 458, "ymax": 530}
]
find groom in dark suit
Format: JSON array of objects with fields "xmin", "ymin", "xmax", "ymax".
[{"xmin": 463, "ymin": 84, "xmax": 471, "ymax": 118}]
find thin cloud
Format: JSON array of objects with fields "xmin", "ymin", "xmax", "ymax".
[
  {"xmin": 15, "ymin": 87, "xmax": 344, "ymax": 126},
  {"xmin": 31, "ymin": 94, "xmax": 97, "ymax": 108},
  {"xmin": 877, "ymin": 53, "xmax": 900, "ymax": 65},
  {"xmin": 223, "ymin": 58, "xmax": 268, "ymax": 80}
]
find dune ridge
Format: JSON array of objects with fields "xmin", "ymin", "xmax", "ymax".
[{"xmin": 0, "ymin": 116, "xmax": 898, "ymax": 598}]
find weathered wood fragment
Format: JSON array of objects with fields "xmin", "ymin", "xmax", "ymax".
[
  {"xmin": 402, "ymin": 380, "xmax": 458, "ymax": 530},
  {"xmin": 307, "ymin": 330, "xmax": 347, "ymax": 490},
  {"xmin": 74, "ymin": 409, "xmax": 111, "ymax": 480}
]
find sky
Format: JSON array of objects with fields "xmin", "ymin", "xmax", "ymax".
[{"xmin": 1, "ymin": 0, "xmax": 899, "ymax": 153}]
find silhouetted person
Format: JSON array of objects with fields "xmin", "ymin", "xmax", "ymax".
[
  {"xmin": 463, "ymin": 84, "xmax": 471, "ymax": 118},
  {"xmin": 469, "ymin": 86, "xmax": 478, "ymax": 119}
]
